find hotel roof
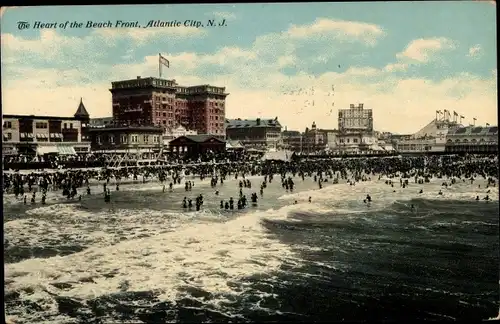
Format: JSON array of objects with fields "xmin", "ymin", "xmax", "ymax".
[
  {"xmin": 225, "ymin": 118, "xmax": 282, "ymax": 129},
  {"xmin": 448, "ymin": 125, "xmax": 498, "ymax": 136}
]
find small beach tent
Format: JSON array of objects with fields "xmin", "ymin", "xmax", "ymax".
[
  {"xmin": 261, "ymin": 150, "xmax": 293, "ymax": 162},
  {"xmin": 246, "ymin": 148, "xmax": 265, "ymax": 153},
  {"xmin": 231, "ymin": 141, "xmax": 244, "ymax": 149}
]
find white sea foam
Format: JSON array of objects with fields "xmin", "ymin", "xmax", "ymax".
[{"xmin": 4, "ymin": 174, "xmax": 498, "ymax": 323}]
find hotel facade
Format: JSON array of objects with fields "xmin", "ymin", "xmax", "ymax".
[
  {"xmin": 2, "ymin": 99, "xmax": 91, "ymax": 156},
  {"xmin": 110, "ymin": 76, "xmax": 228, "ymax": 138}
]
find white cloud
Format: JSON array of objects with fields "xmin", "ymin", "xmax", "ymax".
[
  {"xmin": 383, "ymin": 63, "xmax": 408, "ymax": 72},
  {"xmin": 1, "ymin": 22, "xmax": 496, "ymax": 134},
  {"xmin": 209, "ymin": 11, "xmax": 237, "ymax": 21},
  {"xmin": 0, "ymin": 26, "xmax": 206, "ymax": 65},
  {"xmin": 2, "ymin": 59, "xmax": 496, "ymax": 134},
  {"xmin": 286, "ymin": 18, "xmax": 385, "ymax": 45},
  {"xmin": 94, "ymin": 25, "xmax": 206, "ymax": 45},
  {"xmin": 396, "ymin": 37, "xmax": 457, "ymax": 63},
  {"xmin": 467, "ymin": 44, "xmax": 482, "ymax": 58}
]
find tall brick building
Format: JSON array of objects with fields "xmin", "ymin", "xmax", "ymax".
[{"xmin": 110, "ymin": 76, "xmax": 228, "ymax": 137}]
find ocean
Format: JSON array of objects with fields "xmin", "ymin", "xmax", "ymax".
[{"xmin": 4, "ymin": 173, "xmax": 499, "ymax": 323}]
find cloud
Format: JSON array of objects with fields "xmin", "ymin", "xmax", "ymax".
[
  {"xmin": 0, "ymin": 25, "xmax": 207, "ymax": 66},
  {"xmin": 383, "ymin": 63, "xmax": 408, "ymax": 72},
  {"xmin": 209, "ymin": 11, "xmax": 237, "ymax": 21},
  {"xmin": 94, "ymin": 25, "xmax": 206, "ymax": 45},
  {"xmin": 1, "ymin": 20, "xmax": 496, "ymax": 134},
  {"xmin": 286, "ymin": 18, "xmax": 385, "ymax": 46},
  {"xmin": 3, "ymin": 58, "xmax": 496, "ymax": 134},
  {"xmin": 396, "ymin": 37, "xmax": 457, "ymax": 63},
  {"xmin": 467, "ymin": 44, "xmax": 482, "ymax": 58}
]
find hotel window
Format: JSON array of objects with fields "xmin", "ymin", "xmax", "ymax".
[
  {"xmin": 7, "ymin": 133, "xmax": 12, "ymax": 140},
  {"xmin": 144, "ymin": 135, "xmax": 149, "ymax": 143},
  {"xmin": 64, "ymin": 123, "xmax": 67, "ymax": 129},
  {"xmin": 109, "ymin": 135, "xmax": 115, "ymax": 144},
  {"xmin": 132, "ymin": 135, "xmax": 138, "ymax": 143},
  {"xmin": 70, "ymin": 123, "xmax": 73, "ymax": 129},
  {"xmin": 3, "ymin": 121, "xmax": 12, "ymax": 128},
  {"xmin": 97, "ymin": 136, "xmax": 101, "ymax": 144}
]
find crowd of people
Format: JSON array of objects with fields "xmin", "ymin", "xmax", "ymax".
[{"xmin": 2, "ymin": 152, "xmax": 497, "ymax": 208}]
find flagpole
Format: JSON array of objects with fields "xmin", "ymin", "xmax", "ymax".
[{"xmin": 159, "ymin": 53, "xmax": 161, "ymax": 78}]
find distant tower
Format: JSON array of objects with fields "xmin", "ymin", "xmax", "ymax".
[
  {"xmin": 74, "ymin": 98, "xmax": 90, "ymax": 122},
  {"xmin": 74, "ymin": 98, "xmax": 90, "ymax": 141}
]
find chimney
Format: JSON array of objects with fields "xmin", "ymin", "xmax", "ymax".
[{"xmin": 256, "ymin": 118, "xmax": 261, "ymax": 126}]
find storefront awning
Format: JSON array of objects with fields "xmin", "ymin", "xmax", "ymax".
[
  {"xmin": 37, "ymin": 145, "xmax": 59, "ymax": 155},
  {"xmin": 57, "ymin": 146, "xmax": 76, "ymax": 155}
]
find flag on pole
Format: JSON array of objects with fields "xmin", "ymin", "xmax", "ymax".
[
  {"xmin": 460, "ymin": 115, "xmax": 464, "ymax": 119},
  {"xmin": 159, "ymin": 53, "xmax": 170, "ymax": 78},
  {"xmin": 159, "ymin": 54, "xmax": 169, "ymax": 68}
]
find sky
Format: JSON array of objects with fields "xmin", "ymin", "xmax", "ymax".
[{"xmin": 1, "ymin": 2, "xmax": 497, "ymax": 134}]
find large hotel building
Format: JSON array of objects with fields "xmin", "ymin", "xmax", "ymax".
[
  {"xmin": 110, "ymin": 76, "xmax": 228, "ymax": 137},
  {"xmin": 338, "ymin": 103, "xmax": 373, "ymax": 132}
]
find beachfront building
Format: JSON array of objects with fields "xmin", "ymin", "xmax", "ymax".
[
  {"xmin": 2, "ymin": 99, "xmax": 91, "ymax": 156},
  {"xmin": 445, "ymin": 125, "xmax": 498, "ymax": 153},
  {"xmin": 88, "ymin": 125, "xmax": 163, "ymax": 152},
  {"xmin": 225, "ymin": 117, "xmax": 282, "ymax": 150},
  {"xmin": 110, "ymin": 76, "xmax": 228, "ymax": 137},
  {"xmin": 169, "ymin": 135, "xmax": 226, "ymax": 158},
  {"xmin": 338, "ymin": 103, "xmax": 373, "ymax": 133},
  {"xmin": 88, "ymin": 125, "xmax": 163, "ymax": 166},
  {"xmin": 162, "ymin": 125, "xmax": 198, "ymax": 147},
  {"xmin": 282, "ymin": 129, "xmax": 303, "ymax": 152},
  {"xmin": 89, "ymin": 117, "xmax": 114, "ymax": 128},
  {"xmin": 302, "ymin": 122, "xmax": 332, "ymax": 153},
  {"xmin": 335, "ymin": 103, "xmax": 385, "ymax": 154},
  {"xmin": 394, "ymin": 118, "xmax": 457, "ymax": 153}
]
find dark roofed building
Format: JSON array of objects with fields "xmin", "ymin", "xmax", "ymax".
[
  {"xmin": 445, "ymin": 125, "xmax": 498, "ymax": 153},
  {"xmin": 282, "ymin": 129, "xmax": 302, "ymax": 152},
  {"xmin": 225, "ymin": 117, "xmax": 282, "ymax": 149},
  {"xmin": 2, "ymin": 99, "xmax": 93, "ymax": 155},
  {"xmin": 74, "ymin": 98, "xmax": 90, "ymax": 120},
  {"xmin": 74, "ymin": 98, "xmax": 91, "ymax": 143},
  {"xmin": 169, "ymin": 135, "xmax": 225, "ymax": 157},
  {"xmin": 88, "ymin": 125, "xmax": 163, "ymax": 153}
]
